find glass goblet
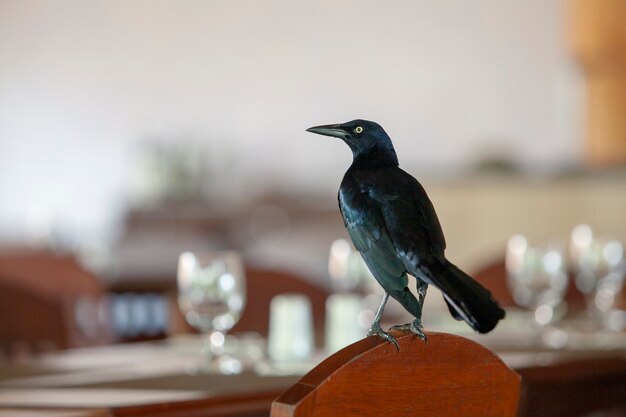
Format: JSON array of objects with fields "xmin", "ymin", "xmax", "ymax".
[
  {"xmin": 506, "ymin": 235, "xmax": 568, "ymax": 327},
  {"xmin": 177, "ymin": 251, "xmax": 246, "ymax": 374}
]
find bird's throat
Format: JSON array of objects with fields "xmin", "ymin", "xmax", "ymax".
[{"xmin": 352, "ymin": 145, "xmax": 399, "ymax": 170}]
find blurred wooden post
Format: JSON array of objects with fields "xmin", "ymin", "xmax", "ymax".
[
  {"xmin": 271, "ymin": 331, "xmax": 520, "ymax": 417},
  {"xmin": 569, "ymin": 0, "xmax": 626, "ymax": 166}
]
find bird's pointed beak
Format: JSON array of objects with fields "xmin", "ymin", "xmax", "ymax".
[{"xmin": 305, "ymin": 124, "xmax": 347, "ymax": 139}]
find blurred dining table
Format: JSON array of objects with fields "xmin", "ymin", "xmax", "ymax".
[
  {"xmin": 0, "ymin": 335, "xmax": 302, "ymax": 417},
  {"xmin": 1, "ymin": 318, "xmax": 626, "ymax": 417}
]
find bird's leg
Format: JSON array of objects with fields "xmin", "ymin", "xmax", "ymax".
[
  {"xmin": 413, "ymin": 282, "xmax": 428, "ymax": 342},
  {"xmin": 389, "ymin": 282, "xmax": 429, "ymax": 343},
  {"xmin": 371, "ymin": 292, "xmax": 389, "ymax": 325},
  {"xmin": 366, "ymin": 292, "xmax": 399, "ymax": 350}
]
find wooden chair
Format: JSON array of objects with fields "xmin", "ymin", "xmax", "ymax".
[
  {"xmin": 472, "ymin": 258, "xmax": 586, "ymax": 310},
  {"xmin": 233, "ymin": 268, "xmax": 329, "ymax": 339},
  {"xmin": 271, "ymin": 331, "xmax": 520, "ymax": 417},
  {"xmin": 0, "ymin": 249, "xmax": 112, "ymax": 355},
  {"xmin": 171, "ymin": 267, "xmax": 330, "ymax": 343}
]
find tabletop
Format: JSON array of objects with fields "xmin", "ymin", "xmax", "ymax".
[
  {"xmin": 0, "ymin": 338, "xmax": 301, "ymax": 417},
  {"xmin": 1, "ymin": 327, "xmax": 626, "ymax": 417}
]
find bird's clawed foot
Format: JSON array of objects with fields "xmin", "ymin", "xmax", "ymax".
[
  {"xmin": 389, "ymin": 319, "xmax": 428, "ymax": 344},
  {"xmin": 367, "ymin": 323, "xmax": 400, "ymax": 351}
]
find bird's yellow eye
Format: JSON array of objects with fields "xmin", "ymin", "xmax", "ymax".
[{"xmin": 355, "ymin": 126, "xmax": 364, "ymax": 134}]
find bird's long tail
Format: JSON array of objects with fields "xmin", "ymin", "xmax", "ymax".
[{"xmin": 426, "ymin": 261, "xmax": 505, "ymax": 334}]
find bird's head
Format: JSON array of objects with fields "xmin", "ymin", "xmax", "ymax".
[{"xmin": 306, "ymin": 119, "xmax": 398, "ymax": 167}]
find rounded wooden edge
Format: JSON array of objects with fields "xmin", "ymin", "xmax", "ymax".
[
  {"xmin": 271, "ymin": 330, "xmax": 521, "ymax": 416},
  {"xmin": 306, "ymin": 331, "xmax": 516, "ymax": 385}
]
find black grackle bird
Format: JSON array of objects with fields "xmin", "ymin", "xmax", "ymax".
[{"xmin": 307, "ymin": 119, "xmax": 505, "ymax": 349}]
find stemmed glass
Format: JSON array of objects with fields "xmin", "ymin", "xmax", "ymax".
[
  {"xmin": 328, "ymin": 238, "xmax": 372, "ymax": 293},
  {"xmin": 177, "ymin": 251, "xmax": 246, "ymax": 374},
  {"xmin": 506, "ymin": 235, "xmax": 569, "ymax": 327},
  {"xmin": 570, "ymin": 224, "xmax": 626, "ymax": 330}
]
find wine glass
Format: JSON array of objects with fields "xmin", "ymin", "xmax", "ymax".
[
  {"xmin": 506, "ymin": 235, "xmax": 569, "ymax": 327},
  {"xmin": 570, "ymin": 225, "xmax": 626, "ymax": 330},
  {"xmin": 328, "ymin": 238, "xmax": 372, "ymax": 293},
  {"xmin": 177, "ymin": 251, "xmax": 246, "ymax": 374}
]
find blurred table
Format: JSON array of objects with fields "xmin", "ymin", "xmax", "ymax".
[
  {"xmin": 0, "ymin": 339, "xmax": 300, "ymax": 417},
  {"xmin": 0, "ymin": 331, "xmax": 625, "ymax": 417}
]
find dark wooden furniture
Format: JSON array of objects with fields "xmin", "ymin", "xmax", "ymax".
[
  {"xmin": 472, "ymin": 259, "xmax": 586, "ymax": 310},
  {"xmin": 170, "ymin": 267, "xmax": 330, "ymax": 343},
  {"xmin": 235, "ymin": 268, "xmax": 330, "ymax": 339},
  {"xmin": 0, "ymin": 250, "xmax": 112, "ymax": 355},
  {"xmin": 516, "ymin": 354, "xmax": 626, "ymax": 417},
  {"xmin": 271, "ymin": 331, "xmax": 520, "ymax": 417}
]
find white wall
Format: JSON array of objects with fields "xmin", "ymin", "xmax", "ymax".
[{"xmin": 0, "ymin": 0, "xmax": 582, "ymax": 245}]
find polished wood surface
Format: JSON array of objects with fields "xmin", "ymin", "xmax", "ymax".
[{"xmin": 271, "ymin": 331, "xmax": 520, "ymax": 417}]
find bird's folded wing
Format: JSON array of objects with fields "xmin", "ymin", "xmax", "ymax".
[
  {"xmin": 379, "ymin": 180, "xmax": 446, "ymax": 267},
  {"xmin": 380, "ymin": 195, "xmax": 453, "ymax": 292},
  {"xmin": 340, "ymin": 198, "xmax": 408, "ymax": 292}
]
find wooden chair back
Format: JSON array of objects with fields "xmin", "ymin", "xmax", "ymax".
[
  {"xmin": 472, "ymin": 258, "xmax": 586, "ymax": 310},
  {"xmin": 271, "ymin": 331, "xmax": 520, "ymax": 417},
  {"xmin": 172, "ymin": 267, "xmax": 330, "ymax": 341},
  {"xmin": 0, "ymin": 250, "xmax": 111, "ymax": 355},
  {"xmin": 233, "ymin": 268, "xmax": 329, "ymax": 339}
]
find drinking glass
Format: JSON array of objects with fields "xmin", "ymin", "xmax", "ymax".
[
  {"xmin": 267, "ymin": 294, "xmax": 314, "ymax": 363},
  {"xmin": 177, "ymin": 251, "xmax": 246, "ymax": 374},
  {"xmin": 570, "ymin": 224, "xmax": 626, "ymax": 330},
  {"xmin": 328, "ymin": 238, "xmax": 372, "ymax": 293},
  {"xmin": 506, "ymin": 235, "xmax": 568, "ymax": 327}
]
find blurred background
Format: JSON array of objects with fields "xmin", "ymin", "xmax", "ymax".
[{"xmin": 0, "ymin": 0, "xmax": 625, "ymax": 351}]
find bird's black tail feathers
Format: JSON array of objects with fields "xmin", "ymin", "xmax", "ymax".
[{"xmin": 428, "ymin": 261, "xmax": 505, "ymax": 334}]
